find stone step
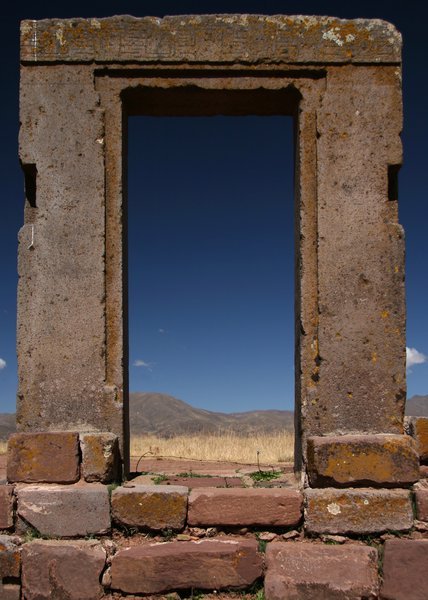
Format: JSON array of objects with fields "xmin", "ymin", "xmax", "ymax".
[
  {"xmin": 380, "ymin": 539, "xmax": 428, "ymax": 600},
  {"xmin": 110, "ymin": 537, "xmax": 262, "ymax": 595},
  {"xmin": 265, "ymin": 542, "xmax": 379, "ymax": 600},
  {"xmin": 21, "ymin": 540, "xmax": 106, "ymax": 600},
  {"xmin": 305, "ymin": 488, "xmax": 413, "ymax": 534},
  {"xmin": 16, "ymin": 483, "xmax": 110, "ymax": 537},
  {"xmin": 188, "ymin": 488, "xmax": 303, "ymax": 527}
]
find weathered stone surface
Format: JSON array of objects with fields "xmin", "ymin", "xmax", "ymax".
[
  {"xmin": 7, "ymin": 432, "xmax": 79, "ymax": 483},
  {"xmin": 0, "ymin": 535, "xmax": 21, "ymax": 578},
  {"xmin": 303, "ymin": 65, "xmax": 404, "ymax": 446},
  {"xmin": 110, "ymin": 538, "xmax": 262, "ymax": 594},
  {"xmin": 80, "ymin": 432, "xmax": 119, "ymax": 483},
  {"xmin": 21, "ymin": 540, "xmax": 106, "ymax": 600},
  {"xmin": 0, "ymin": 485, "xmax": 14, "ymax": 529},
  {"xmin": 380, "ymin": 539, "xmax": 428, "ymax": 600},
  {"xmin": 265, "ymin": 542, "xmax": 379, "ymax": 599},
  {"xmin": 415, "ymin": 489, "xmax": 428, "ymax": 521},
  {"xmin": 17, "ymin": 484, "xmax": 110, "ymax": 537},
  {"xmin": 305, "ymin": 488, "xmax": 413, "ymax": 534},
  {"xmin": 188, "ymin": 488, "xmax": 302, "ymax": 527},
  {"xmin": 165, "ymin": 476, "xmax": 244, "ymax": 488},
  {"xmin": 307, "ymin": 434, "xmax": 419, "ymax": 487},
  {"xmin": 406, "ymin": 417, "xmax": 428, "ymax": 462},
  {"xmin": 0, "ymin": 583, "xmax": 21, "ymax": 600},
  {"xmin": 111, "ymin": 485, "xmax": 187, "ymax": 530},
  {"xmin": 20, "ymin": 16, "xmax": 401, "ymax": 65}
]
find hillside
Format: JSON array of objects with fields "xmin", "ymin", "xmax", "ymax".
[
  {"xmin": 1, "ymin": 392, "xmax": 426, "ymax": 440},
  {"xmin": 129, "ymin": 392, "xmax": 294, "ymax": 437},
  {"xmin": 405, "ymin": 395, "xmax": 428, "ymax": 417}
]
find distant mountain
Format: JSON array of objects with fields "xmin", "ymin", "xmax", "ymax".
[
  {"xmin": 405, "ymin": 395, "xmax": 428, "ymax": 417},
  {"xmin": 129, "ymin": 392, "xmax": 294, "ymax": 437},
  {"xmin": 0, "ymin": 413, "xmax": 16, "ymax": 440},
  {"xmin": 1, "ymin": 392, "xmax": 425, "ymax": 440}
]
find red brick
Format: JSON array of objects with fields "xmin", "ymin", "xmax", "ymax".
[
  {"xmin": 22, "ymin": 540, "xmax": 106, "ymax": 600},
  {"xmin": 7, "ymin": 432, "xmax": 79, "ymax": 483},
  {"xmin": 380, "ymin": 539, "xmax": 428, "ymax": 600},
  {"xmin": 0, "ymin": 484, "xmax": 14, "ymax": 529},
  {"xmin": 110, "ymin": 538, "xmax": 262, "ymax": 594},
  {"xmin": 305, "ymin": 488, "xmax": 413, "ymax": 534},
  {"xmin": 17, "ymin": 483, "xmax": 110, "ymax": 537},
  {"xmin": 188, "ymin": 488, "xmax": 302, "ymax": 527},
  {"xmin": 265, "ymin": 542, "xmax": 379, "ymax": 599},
  {"xmin": 111, "ymin": 485, "xmax": 187, "ymax": 530},
  {"xmin": 307, "ymin": 434, "xmax": 419, "ymax": 487}
]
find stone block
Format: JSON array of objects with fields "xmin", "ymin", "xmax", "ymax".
[
  {"xmin": 22, "ymin": 540, "xmax": 106, "ymax": 600},
  {"xmin": 0, "ymin": 535, "xmax": 21, "ymax": 578},
  {"xmin": 380, "ymin": 539, "xmax": 428, "ymax": 600},
  {"xmin": 0, "ymin": 583, "xmax": 21, "ymax": 600},
  {"xmin": 17, "ymin": 484, "xmax": 110, "ymax": 537},
  {"xmin": 110, "ymin": 538, "xmax": 262, "ymax": 594},
  {"xmin": 0, "ymin": 484, "xmax": 14, "ymax": 529},
  {"xmin": 80, "ymin": 432, "xmax": 119, "ymax": 483},
  {"xmin": 407, "ymin": 417, "xmax": 428, "ymax": 463},
  {"xmin": 20, "ymin": 16, "xmax": 401, "ymax": 65},
  {"xmin": 265, "ymin": 542, "xmax": 379, "ymax": 599},
  {"xmin": 111, "ymin": 485, "xmax": 188, "ymax": 530},
  {"xmin": 7, "ymin": 432, "xmax": 79, "ymax": 483},
  {"xmin": 415, "ymin": 489, "xmax": 428, "ymax": 521},
  {"xmin": 188, "ymin": 488, "xmax": 303, "ymax": 527},
  {"xmin": 305, "ymin": 488, "xmax": 413, "ymax": 534},
  {"xmin": 307, "ymin": 434, "xmax": 419, "ymax": 487}
]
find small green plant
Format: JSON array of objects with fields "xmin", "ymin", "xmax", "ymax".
[
  {"xmin": 153, "ymin": 473, "xmax": 168, "ymax": 484},
  {"xmin": 249, "ymin": 470, "xmax": 282, "ymax": 483},
  {"xmin": 24, "ymin": 526, "xmax": 43, "ymax": 542},
  {"xmin": 255, "ymin": 589, "xmax": 265, "ymax": 600},
  {"xmin": 176, "ymin": 471, "xmax": 211, "ymax": 478},
  {"xmin": 161, "ymin": 528, "xmax": 175, "ymax": 541},
  {"xmin": 106, "ymin": 481, "xmax": 120, "ymax": 496}
]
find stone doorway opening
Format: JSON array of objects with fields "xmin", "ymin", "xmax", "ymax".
[{"xmin": 127, "ymin": 114, "xmax": 295, "ymax": 469}]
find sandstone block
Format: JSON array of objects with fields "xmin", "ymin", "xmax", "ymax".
[
  {"xmin": 415, "ymin": 489, "xmax": 428, "ymax": 521},
  {"xmin": 22, "ymin": 540, "xmax": 106, "ymax": 600},
  {"xmin": 0, "ymin": 485, "xmax": 14, "ymax": 529},
  {"xmin": 0, "ymin": 535, "xmax": 21, "ymax": 578},
  {"xmin": 17, "ymin": 484, "xmax": 110, "ymax": 537},
  {"xmin": 380, "ymin": 539, "xmax": 428, "ymax": 600},
  {"xmin": 265, "ymin": 542, "xmax": 379, "ymax": 599},
  {"xmin": 80, "ymin": 432, "xmax": 119, "ymax": 483},
  {"xmin": 188, "ymin": 488, "xmax": 302, "ymax": 527},
  {"xmin": 305, "ymin": 488, "xmax": 413, "ymax": 534},
  {"xmin": 110, "ymin": 538, "xmax": 262, "ymax": 594},
  {"xmin": 307, "ymin": 434, "xmax": 419, "ymax": 487},
  {"xmin": 111, "ymin": 485, "xmax": 188, "ymax": 530},
  {"xmin": 407, "ymin": 417, "xmax": 428, "ymax": 463},
  {"xmin": 0, "ymin": 583, "xmax": 21, "ymax": 600},
  {"xmin": 7, "ymin": 432, "xmax": 79, "ymax": 483}
]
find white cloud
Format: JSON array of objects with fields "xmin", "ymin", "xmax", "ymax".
[
  {"xmin": 0, "ymin": 358, "xmax": 6, "ymax": 370},
  {"xmin": 406, "ymin": 347, "xmax": 427, "ymax": 370},
  {"xmin": 158, "ymin": 328, "xmax": 165, "ymax": 334},
  {"xmin": 133, "ymin": 359, "xmax": 154, "ymax": 371}
]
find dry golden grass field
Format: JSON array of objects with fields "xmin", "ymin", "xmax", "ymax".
[
  {"xmin": 0, "ymin": 432, "xmax": 295, "ymax": 464},
  {"xmin": 130, "ymin": 431, "xmax": 294, "ymax": 464}
]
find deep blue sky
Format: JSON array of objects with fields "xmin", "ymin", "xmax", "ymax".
[{"xmin": 0, "ymin": 1, "xmax": 427, "ymax": 414}]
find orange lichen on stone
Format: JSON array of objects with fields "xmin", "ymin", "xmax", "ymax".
[
  {"xmin": 7, "ymin": 432, "xmax": 80, "ymax": 484},
  {"xmin": 80, "ymin": 432, "xmax": 119, "ymax": 483},
  {"xmin": 0, "ymin": 536, "xmax": 21, "ymax": 578},
  {"xmin": 307, "ymin": 434, "xmax": 419, "ymax": 487},
  {"xmin": 111, "ymin": 485, "xmax": 188, "ymax": 530},
  {"xmin": 305, "ymin": 488, "xmax": 413, "ymax": 534},
  {"xmin": 407, "ymin": 417, "xmax": 428, "ymax": 463}
]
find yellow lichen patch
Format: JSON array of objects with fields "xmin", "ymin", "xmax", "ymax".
[{"xmin": 381, "ymin": 310, "xmax": 390, "ymax": 319}]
